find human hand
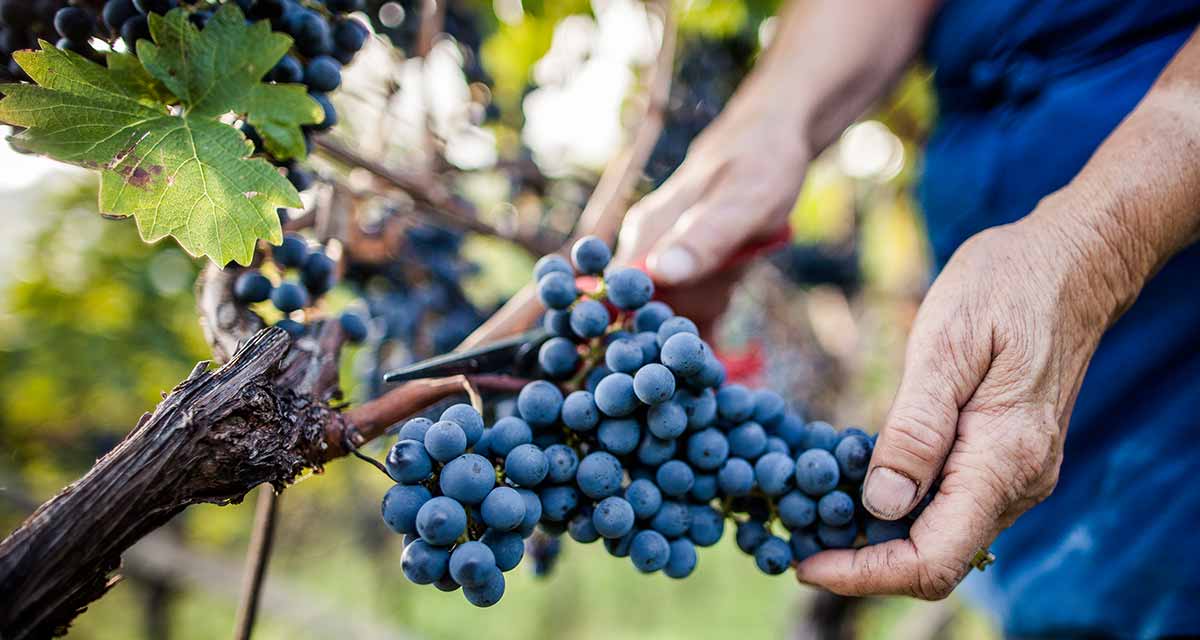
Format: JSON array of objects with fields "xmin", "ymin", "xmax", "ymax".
[
  {"xmin": 795, "ymin": 205, "xmax": 1140, "ymax": 599},
  {"xmin": 614, "ymin": 90, "xmax": 811, "ymax": 333}
]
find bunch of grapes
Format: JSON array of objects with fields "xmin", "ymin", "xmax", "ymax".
[
  {"xmin": 233, "ymin": 230, "xmax": 368, "ymax": 340},
  {"xmin": 0, "ymin": 0, "xmax": 370, "ymax": 190},
  {"xmin": 379, "ymin": 237, "xmax": 917, "ymax": 607}
]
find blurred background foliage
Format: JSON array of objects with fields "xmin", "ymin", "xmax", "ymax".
[{"xmin": 0, "ymin": 0, "xmax": 998, "ymax": 638}]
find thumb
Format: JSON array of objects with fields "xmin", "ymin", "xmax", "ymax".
[
  {"xmin": 864, "ymin": 312, "xmax": 990, "ymax": 520},
  {"xmin": 645, "ymin": 195, "xmax": 770, "ymax": 286}
]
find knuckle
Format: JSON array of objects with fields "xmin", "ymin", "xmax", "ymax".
[
  {"xmin": 883, "ymin": 408, "xmax": 954, "ymax": 467},
  {"xmin": 913, "ymin": 558, "xmax": 964, "ymax": 601}
]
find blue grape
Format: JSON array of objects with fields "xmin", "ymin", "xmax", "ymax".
[
  {"xmin": 576, "ymin": 451, "xmax": 623, "ymax": 499},
  {"xmin": 690, "ymin": 473, "xmax": 718, "ymax": 501},
  {"xmin": 675, "ymin": 388, "xmax": 717, "ymax": 430},
  {"xmin": 275, "ymin": 319, "xmax": 305, "ymax": 337},
  {"xmin": 754, "ymin": 452, "xmax": 795, "ymax": 496},
  {"xmin": 534, "ymin": 254, "xmax": 574, "ymax": 281},
  {"xmin": 310, "ymin": 92, "xmax": 338, "ymax": 131},
  {"xmin": 597, "ymin": 418, "xmax": 640, "ymax": 455},
  {"xmin": 385, "ymin": 439, "xmax": 433, "ymax": 483},
  {"xmin": 634, "ymin": 331, "xmax": 661, "ymax": 362},
  {"xmin": 537, "ymin": 271, "xmax": 577, "ymax": 310},
  {"xmin": 717, "ymin": 458, "xmax": 754, "ymax": 497},
  {"xmin": 474, "ymin": 428, "xmax": 494, "ymax": 458},
  {"xmin": 381, "ymin": 484, "xmax": 431, "ymax": 534},
  {"xmin": 593, "ymin": 496, "xmax": 636, "ymax": 538},
  {"xmin": 752, "ymin": 389, "xmax": 787, "ymax": 427},
  {"xmin": 777, "ymin": 491, "xmax": 817, "ymax": 529},
  {"xmin": 776, "ymin": 413, "xmax": 808, "ymax": 450},
  {"xmin": 538, "ymin": 485, "xmax": 579, "ymax": 521},
  {"xmin": 605, "ymin": 338, "xmax": 644, "ymax": 373},
  {"xmin": 716, "ymin": 384, "xmax": 754, "ymax": 422},
  {"xmin": 332, "ymin": 16, "xmax": 367, "ymax": 52},
  {"xmin": 688, "ymin": 354, "xmax": 726, "ymax": 388},
  {"xmin": 569, "ymin": 509, "xmax": 601, "ymax": 543},
  {"xmin": 790, "ymin": 533, "xmax": 823, "ymax": 562},
  {"xmin": 817, "ymin": 521, "xmax": 858, "ymax": 549},
  {"xmin": 272, "ymin": 233, "xmax": 308, "ymax": 267},
  {"xmin": 488, "ymin": 416, "xmax": 532, "ymax": 458},
  {"xmin": 649, "ymin": 500, "xmax": 690, "ymax": 538},
  {"xmin": 754, "ymin": 536, "xmax": 792, "ymax": 575},
  {"xmin": 841, "ymin": 427, "xmax": 871, "ymax": 441},
  {"xmin": 584, "ymin": 365, "xmax": 611, "ymax": 394},
  {"xmin": 805, "ymin": 421, "xmax": 839, "ymax": 451},
  {"xmin": 424, "ymin": 421, "xmax": 467, "ymax": 462},
  {"xmin": 765, "ymin": 437, "xmax": 790, "ymax": 455},
  {"xmin": 543, "ymin": 309, "xmax": 573, "ymax": 337},
  {"xmin": 664, "ymin": 538, "xmax": 698, "ymax": 579},
  {"xmin": 401, "ymin": 539, "xmax": 450, "ymax": 584},
  {"xmin": 300, "ymin": 252, "xmax": 334, "ymax": 295},
  {"xmin": 440, "ymin": 454, "xmax": 496, "ymax": 504},
  {"xmin": 865, "ymin": 518, "xmax": 911, "ymax": 545},
  {"xmin": 339, "ymin": 312, "xmax": 368, "ymax": 342},
  {"xmin": 234, "ymin": 271, "xmax": 272, "ymax": 303},
  {"xmin": 735, "ymin": 520, "xmax": 769, "ymax": 554},
  {"xmin": 481, "ymin": 529, "xmax": 525, "ymax": 571},
  {"xmin": 660, "ymin": 333, "xmax": 707, "ymax": 377},
  {"xmin": 517, "ymin": 380, "xmax": 563, "ymax": 427},
  {"xmin": 636, "ymin": 433, "xmax": 676, "ymax": 466},
  {"xmin": 653, "ymin": 461, "xmax": 692, "ymax": 499},
  {"xmin": 481, "ymin": 487, "xmax": 526, "ymax": 531},
  {"xmin": 571, "ymin": 235, "xmax": 612, "ymax": 274},
  {"xmin": 269, "ymin": 54, "xmax": 305, "ymax": 83},
  {"xmin": 634, "ymin": 364, "xmax": 676, "ymax": 406},
  {"xmin": 834, "ymin": 434, "xmax": 872, "ymax": 482},
  {"xmin": 304, "ymin": 55, "xmax": 342, "ymax": 91},
  {"xmin": 633, "ymin": 301, "xmax": 673, "ymax": 333},
  {"xmin": 605, "ymin": 267, "xmax": 654, "ymax": 310},
  {"xmin": 594, "ymin": 372, "xmax": 638, "ymax": 417},
  {"xmin": 728, "ymin": 421, "xmax": 768, "ymax": 460},
  {"xmin": 569, "ymin": 299, "xmax": 610, "ymax": 338},
  {"xmin": 688, "ymin": 505, "xmax": 724, "ymax": 547},
  {"xmin": 441, "ymin": 404, "xmax": 485, "ymax": 446},
  {"xmin": 656, "ymin": 316, "xmax": 698, "ymax": 347},
  {"xmin": 415, "ymin": 496, "xmax": 467, "ymax": 545},
  {"xmin": 543, "ymin": 444, "xmax": 579, "ymax": 483},
  {"xmin": 462, "ymin": 568, "xmax": 505, "ymax": 607},
  {"xmin": 624, "ymin": 478, "xmax": 663, "ymax": 520},
  {"xmin": 434, "ymin": 573, "xmax": 461, "ymax": 592},
  {"xmin": 449, "ymin": 541, "xmax": 497, "ymax": 587},
  {"xmin": 397, "ymin": 417, "xmax": 433, "ymax": 442},
  {"xmin": 538, "ymin": 336, "xmax": 580, "ymax": 379},
  {"xmin": 516, "ymin": 489, "xmax": 542, "ymax": 536},
  {"xmin": 604, "ymin": 530, "xmax": 635, "ymax": 558},
  {"xmin": 795, "ymin": 449, "xmax": 840, "ymax": 496},
  {"xmin": 646, "ymin": 401, "xmax": 687, "ymax": 439},
  {"xmin": 561, "ymin": 390, "xmax": 599, "ymax": 432},
  {"xmin": 818, "ymin": 490, "xmax": 855, "ymax": 526},
  {"xmin": 504, "ymin": 444, "xmax": 549, "ymax": 487},
  {"xmin": 630, "ymin": 530, "xmax": 670, "ymax": 572},
  {"xmin": 686, "ymin": 428, "xmax": 729, "ymax": 471},
  {"xmin": 271, "ymin": 281, "xmax": 309, "ymax": 312}
]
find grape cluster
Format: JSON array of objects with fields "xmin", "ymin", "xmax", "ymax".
[
  {"xmin": 233, "ymin": 231, "xmax": 367, "ymax": 340},
  {"xmin": 0, "ymin": 0, "xmax": 369, "ymax": 190},
  {"xmin": 379, "ymin": 237, "xmax": 917, "ymax": 607}
]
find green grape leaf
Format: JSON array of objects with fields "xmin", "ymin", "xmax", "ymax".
[{"xmin": 0, "ymin": 5, "xmax": 323, "ymax": 265}]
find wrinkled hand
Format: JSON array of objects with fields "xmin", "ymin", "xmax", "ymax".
[
  {"xmin": 614, "ymin": 93, "xmax": 810, "ymax": 333},
  {"xmin": 796, "ymin": 210, "xmax": 1130, "ymax": 599}
]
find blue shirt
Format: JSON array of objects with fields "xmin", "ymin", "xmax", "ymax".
[{"xmin": 919, "ymin": 1, "xmax": 1200, "ymax": 637}]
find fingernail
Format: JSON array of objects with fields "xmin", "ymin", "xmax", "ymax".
[
  {"xmin": 863, "ymin": 467, "xmax": 917, "ymax": 519},
  {"xmin": 649, "ymin": 246, "xmax": 696, "ymax": 284}
]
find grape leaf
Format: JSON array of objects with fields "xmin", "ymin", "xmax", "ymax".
[{"xmin": 0, "ymin": 5, "xmax": 322, "ymax": 265}]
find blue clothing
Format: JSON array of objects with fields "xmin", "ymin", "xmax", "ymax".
[{"xmin": 919, "ymin": 1, "xmax": 1200, "ymax": 638}]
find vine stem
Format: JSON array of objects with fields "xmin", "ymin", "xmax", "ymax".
[{"xmin": 232, "ymin": 486, "xmax": 280, "ymax": 640}]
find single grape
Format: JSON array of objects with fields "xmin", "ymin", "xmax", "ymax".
[
  {"xmin": 424, "ymin": 420, "xmax": 467, "ymax": 462},
  {"xmin": 595, "ymin": 417, "xmax": 639, "ymax": 455},
  {"xmin": 865, "ymin": 518, "xmax": 911, "ymax": 545},
  {"xmin": 765, "ymin": 437, "xmax": 790, "ymax": 456},
  {"xmin": 120, "ymin": 14, "xmax": 151, "ymax": 45},
  {"xmin": 504, "ymin": 444, "xmax": 549, "ymax": 487},
  {"xmin": 716, "ymin": 384, "xmax": 754, "ymax": 422},
  {"xmin": 817, "ymin": 521, "xmax": 858, "ymax": 549},
  {"xmin": 576, "ymin": 451, "xmax": 623, "ymax": 499},
  {"xmin": 434, "ymin": 573, "xmax": 461, "ymax": 593},
  {"xmin": 332, "ymin": 16, "xmax": 368, "ymax": 52},
  {"xmin": 543, "ymin": 444, "xmax": 579, "ymax": 484},
  {"xmin": 286, "ymin": 164, "xmax": 315, "ymax": 192},
  {"xmin": 634, "ymin": 363, "xmax": 676, "ymax": 406},
  {"xmin": 536, "ymin": 271, "xmax": 577, "ymax": 310},
  {"xmin": 656, "ymin": 316, "xmax": 698, "ymax": 347},
  {"xmin": 687, "ymin": 504, "xmax": 725, "ymax": 547},
  {"xmin": 777, "ymin": 490, "xmax": 817, "ymax": 529},
  {"xmin": 561, "ymin": 390, "xmax": 599, "ymax": 432},
  {"xmin": 775, "ymin": 413, "xmax": 808, "ymax": 450},
  {"xmin": 272, "ymin": 232, "xmax": 308, "ymax": 267},
  {"xmin": 300, "ymin": 252, "xmax": 335, "ymax": 296},
  {"xmin": 624, "ymin": 478, "xmax": 663, "ymax": 520},
  {"xmin": 606, "ymin": 267, "xmax": 654, "ymax": 310},
  {"xmin": 271, "ymin": 281, "xmax": 309, "ymax": 313},
  {"xmin": 517, "ymin": 380, "xmax": 563, "ymax": 427},
  {"xmin": 795, "ymin": 449, "xmax": 840, "ymax": 496},
  {"xmin": 275, "ymin": 319, "xmax": 305, "ymax": 336},
  {"xmin": 688, "ymin": 353, "xmax": 726, "ymax": 388},
  {"xmin": 593, "ymin": 496, "xmax": 635, "ymax": 539},
  {"xmin": 488, "ymin": 416, "xmax": 532, "ymax": 458},
  {"xmin": 686, "ymin": 428, "xmax": 729, "ymax": 471},
  {"xmin": 644, "ymin": 402, "xmax": 685, "ymax": 440},
  {"xmin": 690, "ymin": 473, "xmax": 718, "ymax": 501},
  {"xmin": 384, "ymin": 439, "xmax": 432, "ymax": 483},
  {"xmin": 754, "ymin": 536, "xmax": 792, "ymax": 575},
  {"xmin": 630, "ymin": 530, "xmax": 670, "ymax": 573},
  {"xmin": 584, "ymin": 365, "xmax": 610, "ymax": 394},
  {"xmin": 636, "ymin": 433, "xmax": 677, "ymax": 467},
  {"xmin": 755, "ymin": 452, "xmax": 796, "ymax": 496},
  {"xmin": 441, "ymin": 403, "xmax": 485, "ymax": 446},
  {"xmin": 533, "ymin": 254, "xmax": 573, "ymax": 281},
  {"xmin": 664, "ymin": 537, "xmax": 698, "ymax": 579},
  {"xmin": 415, "ymin": 496, "xmax": 467, "ymax": 546},
  {"xmin": 516, "ymin": 489, "xmax": 542, "ymax": 536},
  {"xmin": 103, "ymin": 0, "xmax": 137, "ymax": 30},
  {"xmin": 481, "ymin": 486, "xmax": 526, "ymax": 531},
  {"xmin": 656, "ymin": 460, "xmax": 695, "ymax": 497},
  {"xmin": 649, "ymin": 500, "xmax": 690, "ymax": 538},
  {"xmin": 570, "ymin": 235, "xmax": 611, "ymax": 275},
  {"xmin": 633, "ymin": 300, "xmax": 673, "ymax": 333},
  {"xmin": 735, "ymin": 520, "xmax": 769, "ymax": 554},
  {"xmin": 401, "ymin": 539, "xmax": 450, "ymax": 584},
  {"xmin": 660, "ymin": 332, "xmax": 707, "ymax": 377},
  {"xmin": 233, "ymin": 271, "xmax": 272, "ymax": 303},
  {"xmin": 481, "ymin": 529, "xmax": 525, "ymax": 571},
  {"xmin": 569, "ymin": 299, "xmax": 609, "ymax": 338},
  {"xmin": 605, "ymin": 338, "xmax": 644, "ymax": 373},
  {"xmin": 594, "ymin": 372, "xmax": 638, "ymax": 417},
  {"xmin": 834, "ymin": 433, "xmax": 872, "ymax": 482},
  {"xmin": 805, "ymin": 421, "xmax": 840, "ymax": 451},
  {"xmin": 818, "ymin": 490, "xmax": 855, "ymax": 526},
  {"xmin": 303, "ymin": 54, "xmax": 342, "ymax": 92},
  {"xmin": 790, "ymin": 532, "xmax": 823, "ymax": 562},
  {"xmin": 54, "ymin": 7, "xmax": 93, "ymax": 41},
  {"xmin": 397, "ymin": 417, "xmax": 433, "ymax": 442},
  {"xmin": 543, "ymin": 309, "xmax": 573, "ymax": 337},
  {"xmin": 604, "ymin": 530, "xmax": 635, "ymax": 558},
  {"xmin": 462, "ymin": 568, "xmax": 505, "ymax": 607},
  {"xmin": 338, "ymin": 312, "xmax": 368, "ymax": 343},
  {"xmin": 538, "ymin": 336, "xmax": 580, "ymax": 379},
  {"xmin": 449, "ymin": 541, "xmax": 497, "ymax": 588},
  {"xmin": 270, "ymin": 54, "xmax": 305, "ymax": 83},
  {"xmin": 752, "ymin": 389, "xmax": 787, "ymax": 427},
  {"xmin": 728, "ymin": 421, "xmax": 768, "ymax": 460},
  {"xmin": 717, "ymin": 457, "xmax": 755, "ymax": 496},
  {"xmin": 634, "ymin": 331, "xmax": 661, "ymax": 362},
  {"xmin": 538, "ymin": 485, "xmax": 579, "ymax": 522},
  {"xmin": 439, "ymin": 454, "xmax": 495, "ymax": 504},
  {"xmin": 568, "ymin": 509, "xmax": 601, "ymax": 543},
  {"xmin": 381, "ymin": 483, "xmax": 431, "ymax": 535}
]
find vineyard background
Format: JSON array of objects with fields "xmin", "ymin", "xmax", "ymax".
[{"xmin": 0, "ymin": 0, "xmax": 997, "ymax": 638}]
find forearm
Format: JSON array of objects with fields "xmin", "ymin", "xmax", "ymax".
[
  {"xmin": 1029, "ymin": 27, "xmax": 1200, "ymax": 320},
  {"xmin": 742, "ymin": 0, "xmax": 941, "ymax": 155}
]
